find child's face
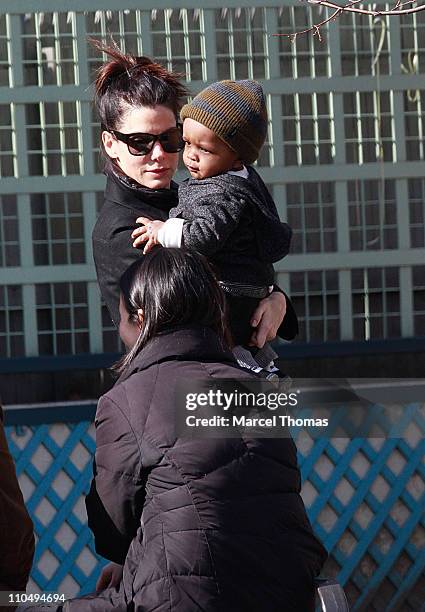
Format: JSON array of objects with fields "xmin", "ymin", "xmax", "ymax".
[{"xmin": 182, "ymin": 118, "xmax": 242, "ymax": 179}]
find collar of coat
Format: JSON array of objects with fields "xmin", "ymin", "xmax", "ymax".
[
  {"xmin": 105, "ymin": 169, "xmax": 179, "ymax": 214},
  {"xmin": 118, "ymin": 326, "xmax": 238, "ymax": 383}
]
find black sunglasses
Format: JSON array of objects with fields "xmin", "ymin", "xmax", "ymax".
[{"xmin": 104, "ymin": 124, "xmax": 184, "ymax": 156}]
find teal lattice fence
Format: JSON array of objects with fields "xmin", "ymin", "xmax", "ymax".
[{"xmin": 4, "ymin": 402, "xmax": 425, "ymax": 611}]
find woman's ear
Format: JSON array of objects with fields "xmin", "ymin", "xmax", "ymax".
[
  {"xmin": 102, "ymin": 130, "xmax": 119, "ymax": 160},
  {"xmin": 137, "ymin": 309, "xmax": 144, "ymax": 328}
]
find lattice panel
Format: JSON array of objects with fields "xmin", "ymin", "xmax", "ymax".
[
  {"xmin": 5, "ymin": 408, "xmax": 425, "ymax": 609},
  {"xmin": 6, "ymin": 422, "xmax": 105, "ymax": 598},
  {"xmin": 297, "ymin": 403, "xmax": 425, "ymax": 611}
]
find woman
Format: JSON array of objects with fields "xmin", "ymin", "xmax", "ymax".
[
  {"xmin": 91, "ymin": 43, "xmax": 297, "ymax": 351},
  {"xmin": 73, "ymin": 248, "xmax": 326, "ymax": 611}
]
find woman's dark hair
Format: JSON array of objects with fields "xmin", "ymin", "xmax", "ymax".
[
  {"xmin": 93, "ymin": 40, "xmax": 188, "ymax": 127},
  {"xmin": 92, "ymin": 40, "xmax": 189, "ymax": 171},
  {"xmin": 116, "ymin": 248, "xmax": 230, "ymax": 373}
]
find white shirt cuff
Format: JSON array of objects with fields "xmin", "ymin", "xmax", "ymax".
[{"xmin": 157, "ymin": 218, "xmax": 184, "ymax": 248}]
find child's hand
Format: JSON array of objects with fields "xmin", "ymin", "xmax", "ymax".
[
  {"xmin": 96, "ymin": 562, "xmax": 123, "ymax": 592},
  {"xmin": 132, "ymin": 217, "xmax": 164, "ymax": 254}
]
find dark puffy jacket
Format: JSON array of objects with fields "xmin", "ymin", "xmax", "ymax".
[{"xmin": 67, "ymin": 327, "xmax": 326, "ymax": 612}]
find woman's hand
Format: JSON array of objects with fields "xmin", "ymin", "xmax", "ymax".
[
  {"xmin": 96, "ymin": 562, "xmax": 124, "ymax": 593},
  {"xmin": 132, "ymin": 216, "xmax": 164, "ymax": 254},
  {"xmin": 249, "ymin": 291, "xmax": 286, "ymax": 348}
]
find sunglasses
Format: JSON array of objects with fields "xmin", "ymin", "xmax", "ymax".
[{"xmin": 104, "ymin": 125, "xmax": 184, "ymax": 156}]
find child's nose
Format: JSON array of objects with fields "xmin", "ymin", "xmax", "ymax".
[{"xmin": 187, "ymin": 148, "xmax": 198, "ymax": 161}]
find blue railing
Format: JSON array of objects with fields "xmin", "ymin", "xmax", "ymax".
[{"xmin": 4, "ymin": 398, "xmax": 425, "ymax": 611}]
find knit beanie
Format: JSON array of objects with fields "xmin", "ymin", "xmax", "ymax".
[{"xmin": 180, "ymin": 80, "xmax": 268, "ymax": 165}]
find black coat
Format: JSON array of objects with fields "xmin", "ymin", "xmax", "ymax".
[
  {"xmin": 68, "ymin": 327, "xmax": 326, "ymax": 612},
  {"xmin": 92, "ymin": 172, "xmax": 179, "ymax": 327},
  {"xmin": 92, "ymin": 173, "xmax": 298, "ymax": 340}
]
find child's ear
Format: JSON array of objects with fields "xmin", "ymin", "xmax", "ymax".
[
  {"xmin": 231, "ymin": 159, "xmax": 244, "ymax": 171},
  {"xmin": 137, "ymin": 309, "xmax": 144, "ymax": 328}
]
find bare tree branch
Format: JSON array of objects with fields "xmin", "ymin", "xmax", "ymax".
[{"xmin": 276, "ymin": 0, "xmax": 425, "ymax": 41}]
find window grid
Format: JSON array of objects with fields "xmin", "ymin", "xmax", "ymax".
[
  {"xmin": 277, "ymin": 6, "xmax": 331, "ymax": 78},
  {"xmin": 86, "ymin": 10, "xmax": 147, "ymax": 78},
  {"xmin": 26, "ymin": 101, "xmax": 82, "ymax": 176},
  {"xmin": 31, "ymin": 193, "xmax": 86, "ymax": 266},
  {"xmin": 404, "ymin": 90, "xmax": 424, "ymax": 161},
  {"xmin": 289, "ymin": 271, "xmax": 340, "ymax": 342},
  {"xmin": 344, "ymin": 91, "xmax": 395, "ymax": 163},
  {"xmin": 151, "ymin": 9, "xmax": 204, "ymax": 80},
  {"xmin": 0, "ymin": 195, "xmax": 20, "ymax": 267},
  {"xmin": 400, "ymin": 10, "xmax": 425, "ymax": 75},
  {"xmin": 0, "ymin": 4, "xmax": 424, "ymax": 357},
  {"xmin": 35, "ymin": 282, "xmax": 89, "ymax": 355},
  {"xmin": 412, "ymin": 266, "xmax": 425, "ymax": 336},
  {"xmin": 0, "ymin": 14, "xmax": 10, "ymax": 87},
  {"xmin": 215, "ymin": 9, "xmax": 267, "ymax": 80},
  {"xmin": 339, "ymin": 11, "xmax": 391, "ymax": 76},
  {"xmin": 351, "ymin": 267, "xmax": 401, "ymax": 340},
  {"xmin": 0, "ymin": 104, "xmax": 15, "ymax": 178},
  {"xmin": 408, "ymin": 178, "xmax": 425, "ymax": 248},
  {"xmin": 21, "ymin": 12, "xmax": 77, "ymax": 86},
  {"xmin": 0, "ymin": 286, "xmax": 25, "ymax": 358},
  {"xmin": 282, "ymin": 93, "xmax": 335, "ymax": 166},
  {"xmin": 348, "ymin": 179, "xmax": 397, "ymax": 251},
  {"xmin": 286, "ymin": 182, "xmax": 337, "ymax": 253}
]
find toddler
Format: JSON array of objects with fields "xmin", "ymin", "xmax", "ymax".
[{"xmin": 133, "ymin": 79, "xmax": 293, "ymax": 378}]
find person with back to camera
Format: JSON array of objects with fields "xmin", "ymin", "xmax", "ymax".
[
  {"xmin": 132, "ymin": 79, "xmax": 293, "ymax": 379},
  {"xmin": 58, "ymin": 248, "xmax": 326, "ymax": 612},
  {"xmin": 91, "ymin": 43, "xmax": 298, "ymax": 374}
]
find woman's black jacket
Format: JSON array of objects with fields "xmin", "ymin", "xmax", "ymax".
[
  {"xmin": 92, "ymin": 172, "xmax": 178, "ymax": 327},
  {"xmin": 72, "ymin": 327, "xmax": 327, "ymax": 611}
]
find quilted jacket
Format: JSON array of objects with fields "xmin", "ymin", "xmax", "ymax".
[{"xmin": 67, "ymin": 326, "xmax": 326, "ymax": 612}]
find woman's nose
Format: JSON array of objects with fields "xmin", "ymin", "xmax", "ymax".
[{"xmin": 150, "ymin": 140, "xmax": 166, "ymax": 161}]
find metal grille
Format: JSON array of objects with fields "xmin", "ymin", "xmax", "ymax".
[
  {"xmin": 352, "ymin": 267, "xmax": 401, "ymax": 340},
  {"xmin": 287, "ymin": 182, "xmax": 337, "ymax": 253},
  {"xmin": 35, "ymin": 283, "xmax": 90, "ymax": 355},
  {"xmin": 0, "ymin": 195, "xmax": 20, "ymax": 266},
  {"xmin": 289, "ymin": 270, "xmax": 340, "ymax": 342},
  {"xmin": 31, "ymin": 193, "xmax": 86, "ymax": 266},
  {"xmin": 0, "ymin": 1, "xmax": 424, "ymax": 359},
  {"xmin": 412, "ymin": 265, "xmax": 425, "ymax": 336},
  {"xmin": 348, "ymin": 179, "xmax": 397, "ymax": 250},
  {"xmin": 0, "ymin": 285, "xmax": 24, "ymax": 357}
]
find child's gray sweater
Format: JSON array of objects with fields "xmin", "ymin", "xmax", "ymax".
[{"xmin": 168, "ymin": 166, "xmax": 291, "ymax": 287}]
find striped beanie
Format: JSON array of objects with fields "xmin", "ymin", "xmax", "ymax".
[{"xmin": 180, "ymin": 80, "xmax": 268, "ymax": 165}]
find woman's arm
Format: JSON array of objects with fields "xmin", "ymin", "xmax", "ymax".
[{"xmin": 85, "ymin": 394, "xmax": 147, "ymax": 564}]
